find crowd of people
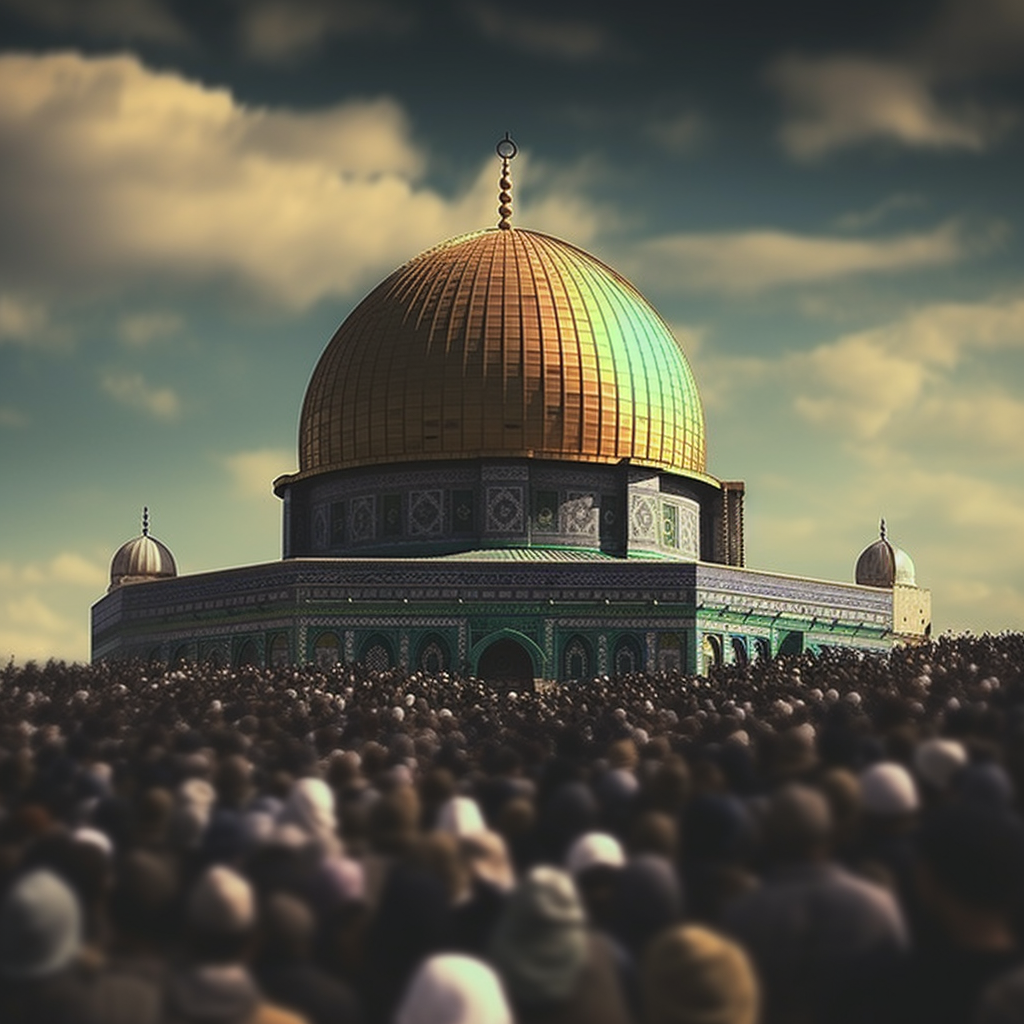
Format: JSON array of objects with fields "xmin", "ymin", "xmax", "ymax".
[{"xmin": 2, "ymin": 632, "xmax": 1024, "ymax": 1023}]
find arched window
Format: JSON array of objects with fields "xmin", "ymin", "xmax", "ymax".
[
  {"xmin": 731, "ymin": 637, "xmax": 748, "ymax": 666},
  {"xmin": 204, "ymin": 646, "xmax": 226, "ymax": 669},
  {"xmin": 657, "ymin": 632, "xmax": 682, "ymax": 673},
  {"xmin": 314, "ymin": 632, "xmax": 340, "ymax": 668},
  {"xmin": 270, "ymin": 634, "xmax": 290, "ymax": 668},
  {"xmin": 754, "ymin": 638, "xmax": 771, "ymax": 663},
  {"xmin": 360, "ymin": 634, "xmax": 393, "ymax": 672},
  {"xmin": 417, "ymin": 635, "xmax": 449, "ymax": 674},
  {"xmin": 613, "ymin": 635, "xmax": 642, "ymax": 676},
  {"xmin": 562, "ymin": 635, "xmax": 592, "ymax": 680},
  {"xmin": 702, "ymin": 634, "xmax": 722, "ymax": 672},
  {"xmin": 237, "ymin": 640, "xmax": 260, "ymax": 667}
]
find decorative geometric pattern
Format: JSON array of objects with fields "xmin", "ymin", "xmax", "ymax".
[
  {"xmin": 330, "ymin": 502, "xmax": 345, "ymax": 545},
  {"xmin": 452, "ymin": 490, "xmax": 475, "ymax": 534},
  {"xmin": 486, "ymin": 486, "xmax": 525, "ymax": 533},
  {"xmin": 533, "ymin": 490, "xmax": 558, "ymax": 533},
  {"xmin": 383, "ymin": 494, "xmax": 402, "ymax": 536},
  {"xmin": 561, "ymin": 493, "xmax": 598, "ymax": 537},
  {"xmin": 630, "ymin": 494, "xmax": 658, "ymax": 541},
  {"xmin": 349, "ymin": 495, "xmax": 376, "ymax": 542},
  {"xmin": 409, "ymin": 490, "xmax": 444, "ymax": 536},
  {"xmin": 679, "ymin": 503, "xmax": 699, "ymax": 558},
  {"xmin": 662, "ymin": 502, "xmax": 679, "ymax": 548},
  {"xmin": 312, "ymin": 509, "xmax": 328, "ymax": 550}
]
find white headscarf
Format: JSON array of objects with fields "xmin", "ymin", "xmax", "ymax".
[
  {"xmin": 394, "ymin": 954, "xmax": 513, "ymax": 1024},
  {"xmin": 280, "ymin": 777, "xmax": 341, "ymax": 856}
]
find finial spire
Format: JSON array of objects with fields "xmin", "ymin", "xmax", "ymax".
[
  {"xmin": 143, "ymin": 506, "xmax": 150, "ymax": 537},
  {"xmin": 496, "ymin": 132, "xmax": 518, "ymax": 230},
  {"xmin": 879, "ymin": 517, "xmax": 887, "ymax": 541}
]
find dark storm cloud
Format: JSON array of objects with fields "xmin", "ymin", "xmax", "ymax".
[
  {"xmin": 0, "ymin": 0, "xmax": 187, "ymax": 43},
  {"xmin": 463, "ymin": 2, "xmax": 624, "ymax": 62},
  {"xmin": 235, "ymin": 0, "xmax": 417, "ymax": 62}
]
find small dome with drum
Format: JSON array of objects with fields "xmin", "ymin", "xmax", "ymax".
[
  {"xmin": 856, "ymin": 519, "xmax": 916, "ymax": 588},
  {"xmin": 109, "ymin": 508, "xmax": 177, "ymax": 592}
]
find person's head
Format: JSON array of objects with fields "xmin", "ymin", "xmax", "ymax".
[
  {"xmin": 395, "ymin": 953, "xmax": 513, "ymax": 1024},
  {"xmin": 641, "ymin": 924, "xmax": 759, "ymax": 1024},
  {"xmin": 566, "ymin": 832, "xmax": 626, "ymax": 927},
  {"xmin": 763, "ymin": 783, "xmax": 831, "ymax": 863},
  {"xmin": 184, "ymin": 865, "xmax": 256, "ymax": 963},
  {"xmin": 860, "ymin": 762, "xmax": 919, "ymax": 824},
  {"xmin": 915, "ymin": 805, "xmax": 1024, "ymax": 942},
  {"xmin": 259, "ymin": 892, "xmax": 315, "ymax": 964},
  {"xmin": 0, "ymin": 869, "xmax": 82, "ymax": 980},
  {"xmin": 489, "ymin": 866, "xmax": 588, "ymax": 1007},
  {"xmin": 109, "ymin": 849, "xmax": 178, "ymax": 947}
]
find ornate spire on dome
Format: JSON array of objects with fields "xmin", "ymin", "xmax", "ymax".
[
  {"xmin": 496, "ymin": 132, "xmax": 517, "ymax": 230},
  {"xmin": 142, "ymin": 505, "xmax": 150, "ymax": 537},
  {"xmin": 879, "ymin": 517, "xmax": 886, "ymax": 541}
]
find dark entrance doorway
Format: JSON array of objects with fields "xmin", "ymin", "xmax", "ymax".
[{"xmin": 477, "ymin": 638, "xmax": 534, "ymax": 688}]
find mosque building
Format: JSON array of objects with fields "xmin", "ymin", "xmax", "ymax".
[{"xmin": 91, "ymin": 138, "xmax": 931, "ymax": 683}]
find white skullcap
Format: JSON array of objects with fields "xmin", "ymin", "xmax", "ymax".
[
  {"xmin": 914, "ymin": 738, "xmax": 968, "ymax": 791},
  {"xmin": 436, "ymin": 796, "xmax": 486, "ymax": 837},
  {"xmin": 860, "ymin": 762, "xmax": 919, "ymax": 816},
  {"xmin": 565, "ymin": 831, "xmax": 626, "ymax": 876},
  {"xmin": 186, "ymin": 865, "xmax": 255, "ymax": 934},
  {"xmin": 395, "ymin": 954, "xmax": 513, "ymax": 1024}
]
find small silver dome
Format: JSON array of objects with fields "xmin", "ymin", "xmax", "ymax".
[
  {"xmin": 855, "ymin": 519, "xmax": 916, "ymax": 588},
  {"xmin": 109, "ymin": 508, "xmax": 177, "ymax": 592}
]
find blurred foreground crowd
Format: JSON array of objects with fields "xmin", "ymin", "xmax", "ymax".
[{"xmin": 3, "ymin": 634, "xmax": 1024, "ymax": 1024}]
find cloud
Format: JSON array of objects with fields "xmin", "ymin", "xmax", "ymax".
[
  {"xmin": 117, "ymin": 310, "xmax": 184, "ymax": 347},
  {"xmin": 224, "ymin": 447, "xmax": 294, "ymax": 498},
  {"xmin": 100, "ymin": 371, "xmax": 180, "ymax": 420},
  {"xmin": 630, "ymin": 220, "xmax": 978, "ymax": 294},
  {"xmin": 920, "ymin": 0, "xmax": 1024, "ymax": 79},
  {"xmin": 777, "ymin": 296, "xmax": 1024, "ymax": 439},
  {"xmin": 0, "ymin": 0, "xmax": 187, "ymax": 44},
  {"xmin": 832, "ymin": 193, "xmax": 927, "ymax": 232},
  {"xmin": 0, "ymin": 294, "xmax": 49, "ymax": 345},
  {"xmin": 0, "ymin": 53, "xmax": 590, "ymax": 308},
  {"xmin": 643, "ymin": 111, "xmax": 705, "ymax": 155},
  {"xmin": 0, "ymin": 406, "xmax": 27, "ymax": 428},
  {"xmin": 238, "ymin": 0, "xmax": 415, "ymax": 61},
  {"xmin": 466, "ymin": 3, "xmax": 620, "ymax": 61},
  {"xmin": 768, "ymin": 55, "xmax": 1014, "ymax": 160},
  {"xmin": 0, "ymin": 552, "xmax": 106, "ymax": 590}
]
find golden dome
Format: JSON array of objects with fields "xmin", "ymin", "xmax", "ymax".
[
  {"xmin": 294, "ymin": 228, "xmax": 707, "ymax": 483},
  {"xmin": 109, "ymin": 509, "xmax": 177, "ymax": 591}
]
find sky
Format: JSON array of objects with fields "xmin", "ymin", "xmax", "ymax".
[{"xmin": 1, "ymin": 0, "xmax": 1024, "ymax": 662}]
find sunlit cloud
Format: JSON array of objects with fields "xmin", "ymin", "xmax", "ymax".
[
  {"xmin": 117, "ymin": 310, "xmax": 184, "ymax": 348},
  {"xmin": 0, "ymin": 53, "xmax": 593, "ymax": 309},
  {"xmin": 630, "ymin": 221, "xmax": 979, "ymax": 294},
  {"xmin": 0, "ymin": 552, "xmax": 107, "ymax": 662},
  {"xmin": 224, "ymin": 447, "xmax": 295, "ymax": 499},
  {"xmin": 768, "ymin": 55, "xmax": 1012, "ymax": 160},
  {"xmin": 100, "ymin": 370, "xmax": 180, "ymax": 420}
]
